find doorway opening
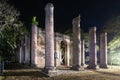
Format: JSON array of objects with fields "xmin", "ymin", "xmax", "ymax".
[{"xmin": 60, "ymin": 41, "xmax": 67, "ymax": 65}]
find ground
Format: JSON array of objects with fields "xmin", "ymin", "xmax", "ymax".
[{"xmin": 1, "ymin": 63, "xmax": 120, "ymax": 80}]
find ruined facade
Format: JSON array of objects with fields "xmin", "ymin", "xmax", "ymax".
[
  {"xmin": 16, "ymin": 3, "xmax": 108, "ymax": 71},
  {"xmin": 16, "ymin": 27, "xmax": 72, "ymax": 68}
]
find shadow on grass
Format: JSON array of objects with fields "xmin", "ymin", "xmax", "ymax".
[
  {"xmin": 5, "ymin": 62, "xmax": 32, "ymax": 70},
  {"xmin": 4, "ymin": 71, "xmax": 48, "ymax": 77},
  {"xmin": 4, "ymin": 62, "xmax": 48, "ymax": 78}
]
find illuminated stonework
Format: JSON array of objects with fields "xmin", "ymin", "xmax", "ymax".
[
  {"xmin": 31, "ymin": 24, "xmax": 37, "ymax": 67},
  {"xmin": 16, "ymin": 3, "xmax": 108, "ymax": 76},
  {"xmin": 44, "ymin": 3, "xmax": 55, "ymax": 70},
  {"xmin": 81, "ymin": 40, "xmax": 85, "ymax": 66},
  {"xmin": 99, "ymin": 32, "xmax": 108, "ymax": 68},
  {"xmin": 71, "ymin": 15, "xmax": 83, "ymax": 70},
  {"xmin": 87, "ymin": 27, "xmax": 97, "ymax": 69}
]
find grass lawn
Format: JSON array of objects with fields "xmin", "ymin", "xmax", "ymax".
[{"xmin": 1, "ymin": 63, "xmax": 120, "ymax": 80}]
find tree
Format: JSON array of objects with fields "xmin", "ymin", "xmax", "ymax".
[
  {"xmin": 0, "ymin": 0, "xmax": 27, "ymax": 61},
  {"xmin": 103, "ymin": 16, "xmax": 120, "ymax": 65}
]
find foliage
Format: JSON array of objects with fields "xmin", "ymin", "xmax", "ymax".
[
  {"xmin": 107, "ymin": 36, "xmax": 120, "ymax": 65},
  {"xmin": 103, "ymin": 16, "xmax": 120, "ymax": 65},
  {"xmin": 103, "ymin": 16, "xmax": 120, "ymax": 33},
  {"xmin": 32, "ymin": 16, "xmax": 38, "ymax": 25},
  {"xmin": 0, "ymin": 0, "xmax": 27, "ymax": 61}
]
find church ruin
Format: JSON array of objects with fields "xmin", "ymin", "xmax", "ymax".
[{"xmin": 16, "ymin": 3, "xmax": 108, "ymax": 76}]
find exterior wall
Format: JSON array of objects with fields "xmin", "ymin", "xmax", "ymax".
[
  {"xmin": 16, "ymin": 27, "xmax": 71, "ymax": 68},
  {"xmin": 37, "ymin": 29, "xmax": 71, "ymax": 68},
  {"xmin": 36, "ymin": 29, "xmax": 45, "ymax": 67},
  {"xmin": 55, "ymin": 33, "xmax": 71, "ymax": 66}
]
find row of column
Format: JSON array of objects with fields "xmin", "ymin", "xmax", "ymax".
[
  {"xmin": 31, "ymin": 3, "xmax": 108, "ymax": 73},
  {"xmin": 17, "ymin": 36, "xmax": 30, "ymax": 64},
  {"xmin": 87, "ymin": 27, "xmax": 108, "ymax": 69},
  {"xmin": 72, "ymin": 15, "xmax": 108, "ymax": 70},
  {"xmin": 31, "ymin": 3, "xmax": 71, "ymax": 71}
]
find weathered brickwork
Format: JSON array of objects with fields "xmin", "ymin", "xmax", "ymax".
[
  {"xmin": 71, "ymin": 15, "xmax": 83, "ymax": 70},
  {"xmin": 16, "ymin": 3, "xmax": 108, "ymax": 74},
  {"xmin": 87, "ymin": 27, "xmax": 97, "ymax": 69},
  {"xmin": 17, "ymin": 27, "xmax": 71, "ymax": 68},
  {"xmin": 99, "ymin": 32, "xmax": 108, "ymax": 68}
]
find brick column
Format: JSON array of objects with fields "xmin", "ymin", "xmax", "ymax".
[
  {"xmin": 25, "ymin": 35, "xmax": 28, "ymax": 63},
  {"xmin": 87, "ymin": 27, "xmax": 97, "ymax": 69},
  {"xmin": 44, "ymin": 3, "xmax": 55, "ymax": 70},
  {"xmin": 19, "ymin": 46, "xmax": 22, "ymax": 64},
  {"xmin": 81, "ymin": 40, "xmax": 85, "ymax": 66},
  {"xmin": 27, "ymin": 35, "xmax": 30, "ymax": 65},
  {"xmin": 70, "ymin": 41, "xmax": 73, "ymax": 65},
  {"xmin": 31, "ymin": 24, "xmax": 37, "ymax": 66},
  {"xmin": 25, "ymin": 35, "xmax": 30, "ymax": 64},
  {"xmin": 99, "ymin": 32, "xmax": 108, "ymax": 68},
  {"xmin": 71, "ymin": 15, "xmax": 82, "ymax": 70},
  {"xmin": 44, "ymin": 3, "xmax": 57, "ymax": 77},
  {"xmin": 66, "ymin": 39, "xmax": 70, "ymax": 66},
  {"xmin": 19, "ymin": 41, "xmax": 24, "ymax": 64}
]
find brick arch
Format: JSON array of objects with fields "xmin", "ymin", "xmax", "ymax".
[{"xmin": 58, "ymin": 39, "xmax": 70, "ymax": 66}]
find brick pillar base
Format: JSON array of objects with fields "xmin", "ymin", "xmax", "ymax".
[
  {"xmin": 71, "ymin": 65, "xmax": 84, "ymax": 71},
  {"xmin": 41, "ymin": 68, "xmax": 57, "ymax": 77},
  {"xmin": 99, "ymin": 64, "xmax": 108, "ymax": 68},
  {"xmin": 87, "ymin": 65, "xmax": 98, "ymax": 69}
]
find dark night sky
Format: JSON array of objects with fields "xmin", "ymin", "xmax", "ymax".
[{"xmin": 8, "ymin": 0, "xmax": 120, "ymax": 32}]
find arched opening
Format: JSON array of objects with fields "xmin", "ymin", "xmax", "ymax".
[{"xmin": 60, "ymin": 41, "xmax": 67, "ymax": 65}]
